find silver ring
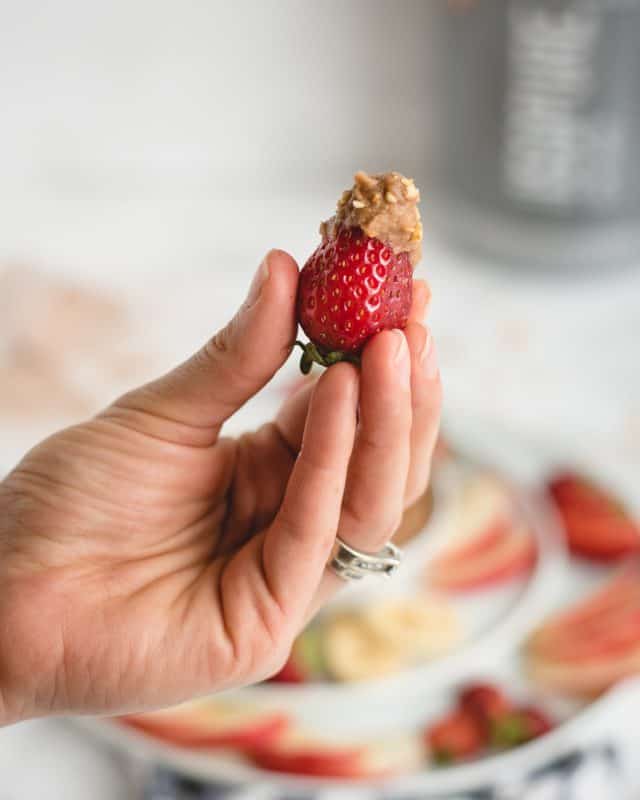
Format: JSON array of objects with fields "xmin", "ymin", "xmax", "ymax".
[{"xmin": 328, "ymin": 537, "xmax": 402, "ymax": 582}]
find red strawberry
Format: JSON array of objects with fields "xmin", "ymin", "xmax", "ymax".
[
  {"xmin": 267, "ymin": 628, "xmax": 324, "ymax": 684},
  {"xmin": 269, "ymin": 654, "xmax": 307, "ymax": 684},
  {"xmin": 548, "ymin": 472, "xmax": 640, "ymax": 561},
  {"xmin": 295, "ymin": 226, "xmax": 412, "ymax": 373},
  {"xmin": 459, "ymin": 683, "xmax": 512, "ymax": 728},
  {"xmin": 425, "ymin": 709, "xmax": 485, "ymax": 764},
  {"xmin": 492, "ymin": 705, "xmax": 554, "ymax": 748}
]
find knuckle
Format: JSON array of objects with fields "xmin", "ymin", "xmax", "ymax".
[
  {"xmin": 343, "ymin": 496, "xmax": 402, "ymax": 544},
  {"xmin": 203, "ymin": 317, "xmax": 238, "ymax": 363},
  {"xmin": 199, "ymin": 316, "xmax": 257, "ymax": 389}
]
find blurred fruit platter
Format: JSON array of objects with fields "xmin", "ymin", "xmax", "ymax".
[{"xmin": 82, "ymin": 429, "xmax": 640, "ymax": 784}]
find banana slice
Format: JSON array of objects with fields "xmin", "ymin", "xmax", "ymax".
[
  {"xmin": 364, "ymin": 595, "xmax": 462, "ymax": 662},
  {"xmin": 323, "ymin": 613, "xmax": 404, "ymax": 682}
]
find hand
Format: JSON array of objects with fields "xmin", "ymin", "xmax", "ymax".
[{"xmin": 0, "ymin": 250, "xmax": 441, "ymax": 724}]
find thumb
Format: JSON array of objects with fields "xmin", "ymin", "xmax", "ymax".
[{"xmin": 112, "ymin": 250, "xmax": 299, "ymax": 441}]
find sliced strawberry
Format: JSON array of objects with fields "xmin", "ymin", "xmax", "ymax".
[
  {"xmin": 429, "ymin": 528, "xmax": 537, "ymax": 592},
  {"xmin": 458, "ymin": 683, "xmax": 513, "ymax": 728},
  {"xmin": 558, "ymin": 511, "xmax": 639, "ymax": 561},
  {"xmin": 425, "ymin": 709, "xmax": 486, "ymax": 764},
  {"xmin": 549, "ymin": 473, "xmax": 616, "ymax": 512},
  {"xmin": 548, "ymin": 472, "xmax": 640, "ymax": 561},
  {"xmin": 120, "ymin": 702, "xmax": 289, "ymax": 750},
  {"xmin": 492, "ymin": 705, "xmax": 554, "ymax": 748}
]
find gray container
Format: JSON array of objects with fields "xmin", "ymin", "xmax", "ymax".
[{"xmin": 424, "ymin": 0, "xmax": 640, "ymax": 270}]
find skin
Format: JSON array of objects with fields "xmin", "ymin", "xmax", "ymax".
[{"xmin": 0, "ymin": 249, "xmax": 441, "ymax": 725}]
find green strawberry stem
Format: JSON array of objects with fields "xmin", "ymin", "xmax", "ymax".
[
  {"xmin": 491, "ymin": 714, "xmax": 529, "ymax": 748},
  {"xmin": 432, "ymin": 749, "xmax": 454, "ymax": 766},
  {"xmin": 294, "ymin": 340, "xmax": 361, "ymax": 375}
]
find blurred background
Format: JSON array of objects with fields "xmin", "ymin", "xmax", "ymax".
[{"xmin": 1, "ymin": 1, "xmax": 639, "ymax": 798}]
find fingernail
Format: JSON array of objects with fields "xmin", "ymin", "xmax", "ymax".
[
  {"xmin": 392, "ymin": 329, "xmax": 411, "ymax": 388},
  {"xmin": 420, "ymin": 329, "xmax": 439, "ymax": 379},
  {"xmin": 246, "ymin": 254, "xmax": 270, "ymax": 305}
]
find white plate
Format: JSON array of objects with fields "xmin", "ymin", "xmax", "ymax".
[
  {"xmin": 75, "ymin": 423, "xmax": 576, "ymax": 777},
  {"xmin": 73, "ymin": 677, "xmax": 640, "ymax": 795},
  {"xmin": 76, "ymin": 420, "xmax": 640, "ymax": 790},
  {"xmin": 232, "ymin": 474, "xmax": 566, "ymax": 735}
]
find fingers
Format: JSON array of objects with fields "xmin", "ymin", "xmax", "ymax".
[
  {"xmin": 403, "ymin": 322, "xmax": 442, "ymax": 505},
  {"xmin": 339, "ymin": 329, "xmax": 413, "ymax": 553},
  {"xmin": 409, "ymin": 279, "xmax": 431, "ymax": 322},
  {"xmin": 310, "ymin": 318, "xmax": 441, "ymax": 619},
  {"xmin": 274, "ymin": 378, "xmax": 316, "ymax": 455},
  {"xmin": 261, "ymin": 363, "xmax": 359, "ymax": 613},
  {"xmin": 110, "ymin": 250, "xmax": 300, "ymax": 444}
]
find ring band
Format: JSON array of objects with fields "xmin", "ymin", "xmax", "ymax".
[{"xmin": 328, "ymin": 537, "xmax": 402, "ymax": 582}]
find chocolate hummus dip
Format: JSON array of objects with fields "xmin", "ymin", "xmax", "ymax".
[{"xmin": 320, "ymin": 171, "xmax": 423, "ymax": 268}]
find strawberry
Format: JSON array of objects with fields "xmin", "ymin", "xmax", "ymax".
[
  {"xmin": 267, "ymin": 628, "xmax": 325, "ymax": 684},
  {"xmin": 548, "ymin": 472, "xmax": 640, "ymax": 562},
  {"xmin": 425, "ymin": 709, "xmax": 485, "ymax": 764},
  {"xmin": 492, "ymin": 705, "xmax": 554, "ymax": 748},
  {"xmin": 458, "ymin": 683, "xmax": 512, "ymax": 728},
  {"xmin": 295, "ymin": 226, "xmax": 412, "ymax": 373},
  {"xmin": 269, "ymin": 654, "xmax": 307, "ymax": 684}
]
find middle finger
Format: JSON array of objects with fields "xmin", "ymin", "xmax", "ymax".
[{"xmin": 336, "ymin": 328, "xmax": 413, "ymax": 553}]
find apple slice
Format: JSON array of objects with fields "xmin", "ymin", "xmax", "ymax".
[
  {"xmin": 440, "ymin": 518, "xmax": 513, "ymax": 562},
  {"xmin": 534, "ymin": 605, "xmax": 640, "ymax": 663},
  {"xmin": 448, "ymin": 474, "xmax": 513, "ymax": 547},
  {"xmin": 525, "ymin": 560, "xmax": 640, "ymax": 695},
  {"xmin": 120, "ymin": 700, "xmax": 289, "ymax": 750},
  {"xmin": 527, "ymin": 644, "xmax": 640, "ymax": 696},
  {"xmin": 528, "ymin": 560, "xmax": 640, "ymax": 656},
  {"xmin": 250, "ymin": 732, "xmax": 423, "ymax": 779},
  {"xmin": 428, "ymin": 527, "xmax": 537, "ymax": 592},
  {"xmin": 548, "ymin": 472, "xmax": 640, "ymax": 561}
]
